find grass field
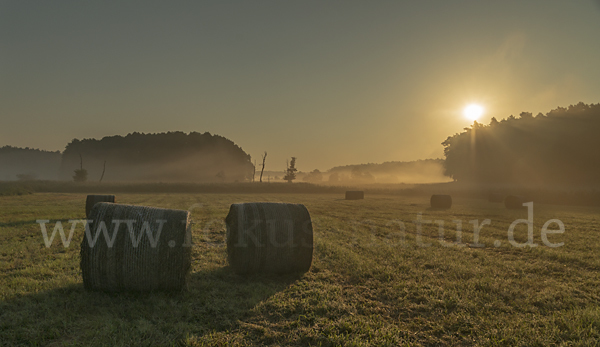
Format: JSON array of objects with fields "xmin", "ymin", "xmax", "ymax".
[{"xmin": 1, "ymin": 192, "xmax": 600, "ymax": 346}]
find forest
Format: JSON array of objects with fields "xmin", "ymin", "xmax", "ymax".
[
  {"xmin": 0, "ymin": 146, "xmax": 61, "ymax": 181},
  {"xmin": 59, "ymin": 131, "xmax": 254, "ymax": 182},
  {"xmin": 318, "ymin": 159, "xmax": 448, "ymax": 184},
  {"xmin": 442, "ymin": 102, "xmax": 600, "ymax": 187}
]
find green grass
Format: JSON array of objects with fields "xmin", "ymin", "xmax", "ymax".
[
  {"xmin": 0, "ymin": 183, "xmax": 33, "ymax": 197},
  {"xmin": 1, "ymin": 192, "xmax": 600, "ymax": 346}
]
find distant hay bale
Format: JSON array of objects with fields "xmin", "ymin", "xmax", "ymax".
[
  {"xmin": 85, "ymin": 195, "xmax": 116, "ymax": 218},
  {"xmin": 345, "ymin": 191, "xmax": 364, "ymax": 200},
  {"xmin": 81, "ymin": 203, "xmax": 191, "ymax": 292},
  {"xmin": 226, "ymin": 202, "xmax": 313, "ymax": 275},
  {"xmin": 504, "ymin": 195, "xmax": 528, "ymax": 209},
  {"xmin": 430, "ymin": 195, "xmax": 452, "ymax": 209},
  {"xmin": 488, "ymin": 193, "xmax": 504, "ymax": 203}
]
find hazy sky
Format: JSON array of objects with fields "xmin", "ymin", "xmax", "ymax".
[{"xmin": 2, "ymin": 1, "xmax": 599, "ymax": 171}]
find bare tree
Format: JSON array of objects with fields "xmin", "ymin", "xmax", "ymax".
[
  {"xmin": 73, "ymin": 153, "xmax": 88, "ymax": 182},
  {"xmin": 259, "ymin": 151, "xmax": 267, "ymax": 183},
  {"xmin": 99, "ymin": 160, "xmax": 106, "ymax": 183}
]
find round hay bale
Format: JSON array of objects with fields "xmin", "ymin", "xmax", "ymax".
[
  {"xmin": 85, "ymin": 195, "xmax": 116, "ymax": 218},
  {"xmin": 226, "ymin": 202, "xmax": 313, "ymax": 275},
  {"xmin": 488, "ymin": 193, "xmax": 504, "ymax": 203},
  {"xmin": 430, "ymin": 195, "xmax": 452, "ymax": 209},
  {"xmin": 345, "ymin": 191, "xmax": 364, "ymax": 200},
  {"xmin": 505, "ymin": 195, "xmax": 528, "ymax": 209},
  {"xmin": 81, "ymin": 202, "xmax": 191, "ymax": 292}
]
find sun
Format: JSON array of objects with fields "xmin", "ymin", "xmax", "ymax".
[{"xmin": 463, "ymin": 104, "xmax": 484, "ymax": 121}]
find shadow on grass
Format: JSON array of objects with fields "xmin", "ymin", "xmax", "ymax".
[
  {"xmin": 0, "ymin": 266, "xmax": 302, "ymax": 345},
  {"xmin": 0, "ymin": 219, "xmax": 84, "ymax": 228},
  {"xmin": 0, "ymin": 219, "xmax": 44, "ymax": 228},
  {"xmin": 425, "ymin": 207, "xmax": 451, "ymax": 211}
]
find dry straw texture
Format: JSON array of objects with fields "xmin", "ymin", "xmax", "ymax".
[
  {"xmin": 430, "ymin": 194, "xmax": 452, "ymax": 209},
  {"xmin": 226, "ymin": 202, "xmax": 313, "ymax": 275},
  {"xmin": 80, "ymin": 202, "xmax": 191, "ymax": 292},
  {"xmin": 345, "ymin": 191, "xmax": 364, "ymax": 200},
  {"xmin": 85, "ymin": 195, "xmax": 116, "ymax": 217}
]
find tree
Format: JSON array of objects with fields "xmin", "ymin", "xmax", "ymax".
[
  {"xmin": 99, "ymin": 160, "xmax": 106, "ymax": 183},
  {"xmin": 351, "ymin": 168, "xmax": 375, "ymax": 183},
  {"xmin": 0, "ymin": 146, "xmax": 61, "ymax": 181},
  {"xmin": 260, "ymin": 152, "xmax": 267, "ymax": 183},
  {"xmin": 60, "ymin": 131, "xmax": 254, "ymax": 182},
  {"xmin": 283, "ymin": 157, "xmax": 297, "ymax": 183},
  {"xmin": 519, "ymin": 111, "xmax": 533, "ymax": 120},
  {"xmin": 303, "ymin": 169, "xmax": 323, "ymax": 183},
  {"xmin": 73, "ymin": 154, "xmax": 88, "ymax": 182},
  {"xmin": 442, "ymin": 102, "xmax": 600, "ymax": 185}
]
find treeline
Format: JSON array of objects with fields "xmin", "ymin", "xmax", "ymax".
[
  {"xmin": 60, "ymin": 131, "xmax": 254, "ymax": 182},
  {"xmin": 302, "ymin": 159, "xmax": 448, "ymax": 184},
  {"xmin": 0, "ymin": 132, "xmax": 254, "ymax": 182},
  {"xmin": 0, "ymin": 146, "xmax": 61, "ymax": 180},
  {"xmin": 443, "ymin": 102, "xmax": 600, "ymax": 186}
]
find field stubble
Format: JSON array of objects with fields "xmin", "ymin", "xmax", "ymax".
[{"xmin": 1, "ymin": 193, "xmax": 599, "ymax": 346}]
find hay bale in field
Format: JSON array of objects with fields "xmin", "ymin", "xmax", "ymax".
[
  {"xmin": 85, "ymin": 195, "xmax": 116, "ymax": 218},
  {"xmin": 430, "ymin": 194, "xmax": 452, "ymax": 209},
  {"xmin": 226, "ymin": 202, "xmax": 313, "ymax": 275},
  {"xmin": 488, "ymin": 193, "xmax": 504, "ymax": 203},
  {"xmin": 345, "ymin": 191, "xmax": 364, "ymax": 200},
  {"xmin": 504, "ymin": 195, "xmax": 528, "ymax": 209},
  {"xmin": 81, "ymin": 202, "xmax": 191, "ymax": 292}
]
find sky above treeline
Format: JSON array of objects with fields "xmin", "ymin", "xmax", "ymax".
[{"xmin": 2, "ymin": 1, "xmax": 599, "ymax": 171}]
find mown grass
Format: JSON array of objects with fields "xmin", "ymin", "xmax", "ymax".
[
  {"xmin": 1, "ymin": 192, "xmax": 599, "ymax": 346},
  {"xmin": 1, "ymin": 180, "xmax": 598, "ymax": 206},
  {"xmin": 0, "ymin": 183, "xmax": 33, "ymax": 197}
]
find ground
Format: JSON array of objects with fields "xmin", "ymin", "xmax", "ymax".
[{"xmin": 1, "ymin": 192, "xmax": 599, "ymax": 346}]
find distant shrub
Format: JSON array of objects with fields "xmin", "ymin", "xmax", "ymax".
[
  {"xmin": 303, "ymin": 169, "xmax": 323, "ymax": 183},
  {"xmin": 73, "ymin": 169, "xmax": 88, "ymax": 182}
]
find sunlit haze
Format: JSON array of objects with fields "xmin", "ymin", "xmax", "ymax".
[{"xmin": 2, "ymin": 1, "xmax": 600, "ymax": 171}]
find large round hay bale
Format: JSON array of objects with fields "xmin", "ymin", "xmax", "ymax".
[
  {"xmin": 488, "ymin": 193, "xmax": 504, "ymax": 203},
  {"xmin": 430, "ymin": 195, "xmax": 452, "ymax": 209},
  {"xmin": 226, "ymin": 202, "xmax": 313, "ymax": 275},
  {"xmin": 505, "ymin": 195, "xmax": 528, "ymax": 209},
  {"xmin": 81, "ymin": 202, "xmax": 191, "ymax": 292},
  {"xmin": 345, "ymin": 191, "xmax": 364, "ymax": 200},
  {"xmin": 85, "ymin": 195, "xmax": 116, "ymax": 218}
]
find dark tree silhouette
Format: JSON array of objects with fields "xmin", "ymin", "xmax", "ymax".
[
  {"xmin": 73, "ymin": 154, "xmax": 88, "ymax": 182},
  {"xmin": 442, "ymin": 102, "xmax": 600, "ymax": 186},
  {"xmin": 99, "ymin": 160, "xmax": 106, "ymax": 183},
  {"xmin": 59, "ymin": 131, "xmax": 253, "ymax": 182},
  {"xmin": 283, "ymin": 157, "xmax": 297, "ymax": 183},
  {"xmin": 260, "ymin": 151, "xmax": 267, "ymax": 183},
  {"xmin": 0, "ymin": 146, "xmax": 61, "ymax": 180}
]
